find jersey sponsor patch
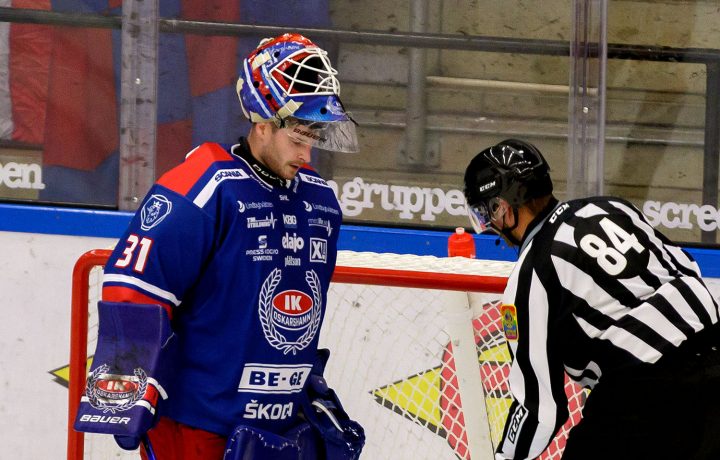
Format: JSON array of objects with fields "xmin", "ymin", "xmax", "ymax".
[
  {"xmin": 308, "ymin": 217, "xmax": 333, "ymax": 236},
  {"xmin": 140, "ymin": 194, "xmax": 172, "ymax": 230},
  {"xmin": 237, "ymin": 363, "xmax": 312, "ymax": 394},
  {"xmin": 310, "ymin": 237, "xmax": 328, "ymax": 263},
  {"xmin": 500, "ymin": 304, "xmax": 519, "ymax": 341},
  {"xmin": 193, "ymin": 168, "xmax": 251, "ymax": 207},
  {"xmin": 237, "ymin": 200, "xmax": 273, "ymax": 213},
  {"xmin": 243, "ymin": 401, "xmax": 294, "ymax": 420},
  {"xmin": 247, "ymin": 212, "xmax": 277, "ymax": 229},
  {"xmin": 298, "ymin": 172, "xmax": 331, "ymax": 188}
]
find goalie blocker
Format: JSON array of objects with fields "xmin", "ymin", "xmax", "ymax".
[
  {"xmin": 223, "ymin": 349, "xmax": 365, "ymax": 460},
  {"xmin": 74, "ymin": 301, "xmax": 175, "ymax": 450}
]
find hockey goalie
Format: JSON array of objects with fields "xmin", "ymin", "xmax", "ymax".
[{"xmin": 74, "ymin": 32, "xmax": 364, "ymax": 460}]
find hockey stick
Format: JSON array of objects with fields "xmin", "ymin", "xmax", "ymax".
[{"xmin": 142, "ymin": 434, "xmax": 157, "ymax": 460}]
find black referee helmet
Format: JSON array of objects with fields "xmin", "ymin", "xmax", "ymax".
[{"xmin": 464, "ymin": 139, "xmax": 553, "ymax": 233}]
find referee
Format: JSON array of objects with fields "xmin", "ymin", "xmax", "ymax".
[{"xmin": 463, "ymin": 139, "xmax": 720, "ymax": 460}]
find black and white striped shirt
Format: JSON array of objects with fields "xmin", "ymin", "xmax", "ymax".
[{"xmin": 495, "ymin": 196, "xmax": 720, "ymax": 460}]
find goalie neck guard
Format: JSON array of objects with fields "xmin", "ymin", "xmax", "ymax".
[{"xmin": 236, "ymin": 33, "xmax": 359, "ymax": 153}]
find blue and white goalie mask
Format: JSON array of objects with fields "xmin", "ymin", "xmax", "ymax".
[{"xmin": 236, "ymin": 33, "xmax": 359, "ymax": 153}]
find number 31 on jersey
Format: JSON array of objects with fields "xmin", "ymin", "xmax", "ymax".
[{"xmin": 115, "ymin": 234, "xmax": 154, "ymax": 273}]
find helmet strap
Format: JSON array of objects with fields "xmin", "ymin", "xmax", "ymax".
[{"xmin": 495, "ymin": 207, "xmax": 522, "ymax": 247}]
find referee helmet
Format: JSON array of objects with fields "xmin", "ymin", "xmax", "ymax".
[{"xmin": 464, "ymin": 139, "xmax": 553, "ymax": 233}]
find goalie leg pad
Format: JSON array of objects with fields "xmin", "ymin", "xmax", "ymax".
[{"xmin": 74, "ymin": 301, "xmax": 175, "ymax": 450}]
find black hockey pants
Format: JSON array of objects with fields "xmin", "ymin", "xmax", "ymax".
[{"xmin": 561, "ymin": 324, "xmax": 720, "ymax": 460}]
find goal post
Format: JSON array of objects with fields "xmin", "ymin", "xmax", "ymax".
[{"xmin": 68, "ymin": 249, "xmax": 585, "ymax": 460}]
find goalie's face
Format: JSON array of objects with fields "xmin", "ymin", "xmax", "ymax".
[{"xmin": 253, "ymin": 122, "xmax": 313, "ymax": 180}]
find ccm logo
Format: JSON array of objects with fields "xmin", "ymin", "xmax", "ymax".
[
  {"xmin": 478, "ymin": 181, "xmax": 496, "ymax": 192},
  {"xmin": 507, "ymin": 406, "xmax": 527, "ymax": 443},
  {"xmin": 549, "ymin": 203, "xmax": 570, "ymax": 224}
]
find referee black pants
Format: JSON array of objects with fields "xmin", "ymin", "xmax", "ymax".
[{"xmin": 562, "ymin": 327, "xmax": 720, "ymax": 460}]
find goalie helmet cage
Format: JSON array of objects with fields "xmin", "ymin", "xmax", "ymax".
[{"xmin": 68, "ymin": 249, "xmax": 586, "ymax": 460}]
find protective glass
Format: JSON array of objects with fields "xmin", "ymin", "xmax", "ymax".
[
  {"xmin": 467, "ymin": 197, "xmax": 505, "ymax": 233},
  {"xmin": 283, "ymin": 118, "xmax": 359, "ymax": 153}
]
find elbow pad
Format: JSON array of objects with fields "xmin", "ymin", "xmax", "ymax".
[{"xmin": 74, "ymin": 301, "xmax": 175, "ymax": 449}]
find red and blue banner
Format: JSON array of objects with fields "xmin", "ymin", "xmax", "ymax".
[{"xmin": 0, "ymin": 0, "xmax": 331, "ymax": 205}]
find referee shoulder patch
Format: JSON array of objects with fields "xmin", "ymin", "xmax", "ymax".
[{"xmin": 500, "ymin": 304, "xmax": 519, "ymax": 341}]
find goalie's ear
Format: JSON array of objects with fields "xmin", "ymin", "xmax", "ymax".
[{"xmin": 74, "ymin": 302, "xmax": 176, "ymax": 449}]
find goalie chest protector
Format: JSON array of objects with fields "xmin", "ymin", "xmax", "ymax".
[{"xmin": 102, "ymin": 141, "xmax": 342, "ymax": 436}]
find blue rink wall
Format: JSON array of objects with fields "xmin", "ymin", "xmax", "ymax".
[{"xmin": 3, "ymin": 202, "xmax": 720, "ymax": 276}]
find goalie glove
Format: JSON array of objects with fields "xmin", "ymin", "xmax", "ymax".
[
  {"xmin": 300, "ymin": 349, "xmax": 366, "ymax": 460},
  {"xmin": 74, "ymin": 301, "xmax": 175, "ymax": 450}
]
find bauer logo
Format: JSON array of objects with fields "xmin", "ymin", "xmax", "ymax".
[
  {"xmin": 78, "ymin": 415, "xmax": 131, "ymax": 425},
  {"xmin": 140, "ymin": 195, "xmax": 172, "ymax": 230}
]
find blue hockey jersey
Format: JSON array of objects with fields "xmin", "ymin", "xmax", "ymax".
[{"xmin": 102, "ymin": 140, "xmax": 342, "ymax": 436}]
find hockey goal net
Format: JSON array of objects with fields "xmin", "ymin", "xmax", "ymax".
[{"xmin": 68, "ymin": 249, "xmax": 586, "ymax": 460}]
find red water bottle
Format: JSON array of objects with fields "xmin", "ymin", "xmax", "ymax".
[{"xmin": 448, "ymin": 227, "xmax": 476, "ymax": 258}]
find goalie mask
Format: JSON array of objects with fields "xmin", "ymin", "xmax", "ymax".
[
  {"xmin": 463, "ymin": 139, "xmax": 552, "ymax": 234},
  {"xmin": 237, "ymin": 33, "xmax": 359, "ymax": 153}
]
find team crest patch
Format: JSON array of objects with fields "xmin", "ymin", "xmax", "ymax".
[
  {"xmin": 140, "ymin": 194, "xmax": 172, "ymax": 230},
  {"xmin": 84, "ymin": 364, "xmax": 148, "ymax": 413},
  {"xmin": 500, "ymin": 304, "xmax": 519, "ymax": 341},
  {"xmin": 258, "ymin": 268, "xmax": 322, "ymax": 355}
]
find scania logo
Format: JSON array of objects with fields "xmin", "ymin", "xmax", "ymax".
[
  {"xmin": 140, "ymin": 194, "xmax": 172, "ymax": 230},
  {"xmin": 213, "ymin": 169, "xmax": 248, "ymax": 182}
]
